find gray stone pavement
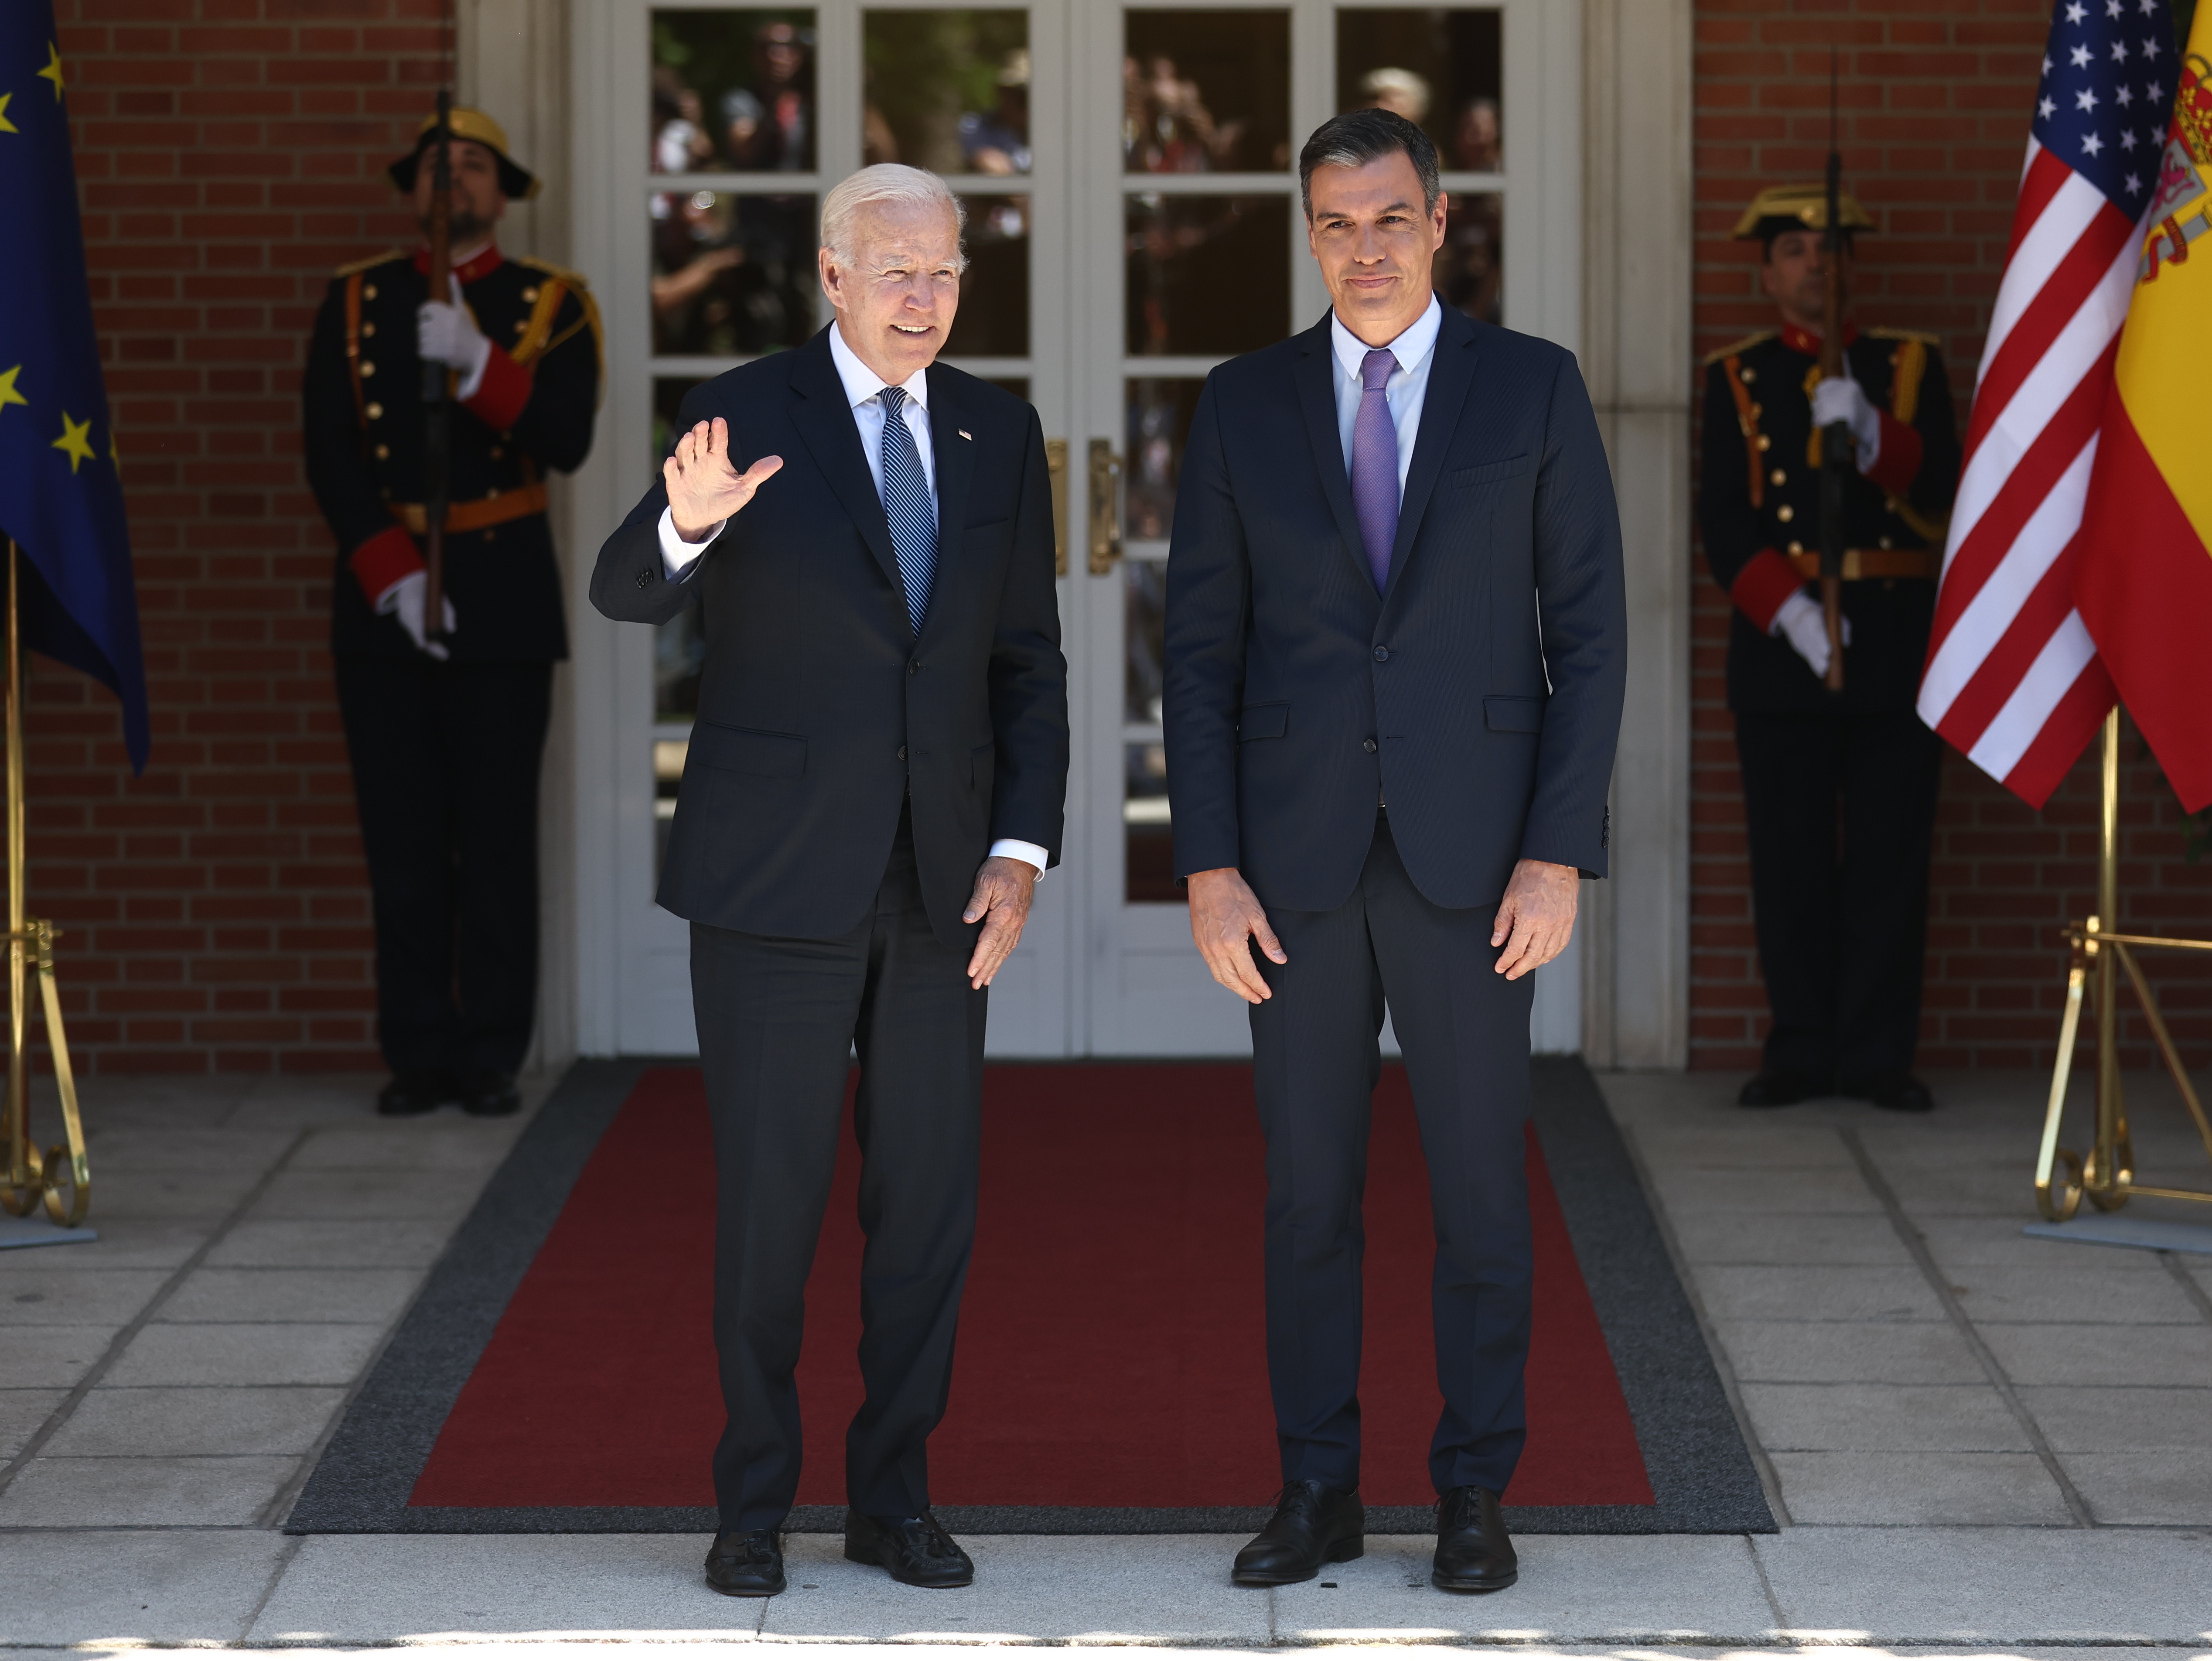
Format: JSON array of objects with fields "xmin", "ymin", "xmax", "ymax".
[{"xmin": 3, "ymin": 1065, "xmax": 2211, "ymax": 1651}]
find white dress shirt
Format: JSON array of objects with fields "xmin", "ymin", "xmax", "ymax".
[
  {"xmin": 657, "ymin": 322, "xmax": 1046, "ymax": 878},
  {"xmin": 1328, "ymin": 294, "xmax": 1444, "ymax": 499}
]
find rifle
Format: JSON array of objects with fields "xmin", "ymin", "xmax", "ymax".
[
  {"xmin": 420, "ymin": 89, "xmax": 454, "ymax": 645},
  {"xmin": 1815, "ymin": 55, "xmax": 1848, "ymax": 694}
]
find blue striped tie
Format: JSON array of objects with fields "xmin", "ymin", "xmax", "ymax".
[{"xmin": 877, "ymin": 384, "xmax": 935, "ymax": 633}]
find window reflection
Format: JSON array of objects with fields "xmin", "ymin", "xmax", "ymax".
[
  {"xmin": 1126, "ymin": 195, "xmax": 1289, "ymax": 356},
  {"xmin": 651, "ymin": 10, "xmax": 816, "ymax": 173},
  {"xmin": 864, "ymin": 11, "xmax": 1031, "ymax": 175},
  {"xmin": 653, "ymin": 378, "xmax": 713, "ymax": 725},
  {"xmin": 1125, "ymin": 560, "xmax": 1166, "ymax": 726},
  {"xmin": 1125, "ymin": 741, "xmax": 1177, "ymax": 903},
  {"xmin": 944, "ymin": 196, "xmax": 1029, "ymax": 358},
  {"xmin": 1434, "ymin": 192, "xmax": 1502, "ymax": 324},
  {"xmin": 651, "ymin": 191, "xmax": 816, "ymax": 355},
  {"xmin": 1125, "ymin": 378, "xmax": 1205, "ymax": 542},
  {"xmin": 1335, "ymin": 9, "xmax": 1502, "ymax": 171},
  {"xmin": 1124, "ymin": 10, "xmax": 1291, "ymax": 174}
]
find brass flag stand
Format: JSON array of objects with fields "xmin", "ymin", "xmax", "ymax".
[
  {"xmin": 2035, "ymin": 710, "xmax": 2212, "ymax": 1220},
  {"xmin": 0, "ymin": 538, "xmax": 90, "ymax": 1229}
]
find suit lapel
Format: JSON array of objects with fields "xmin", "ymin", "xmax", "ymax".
[
  {"xmin": 1381, "ymin": 308, "xmax": 1481, "ymax": 603},
  {"xmin": 1294, "ymin": 314, "xmax": 1373, "ymax": 591},
  {"xmin": 916, "ymin": 366, "xmax": 976, "ymax": 646},
  {"xmin": 784, "ymin": 329, "xmax": 902, "ymax": 592}
]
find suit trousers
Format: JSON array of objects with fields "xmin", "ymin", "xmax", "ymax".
[
  {"xmin": 1734, "ymin": 710, "xmax": 1942, "ymax": 1081},
  {"xmin": 332, "ymin": 656, "xmax": 552, "ymax": 1079},
  {"xmin": 692, "ymin": 809, "xmax": 988, "ymax": 1531},
  {"xmin": 1249, "ymin": 811, "xmax": 1537, "ymax": 1497}
]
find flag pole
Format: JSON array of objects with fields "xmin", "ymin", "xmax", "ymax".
[
  {"xmin": 2034, "ymin": 708, "xmax": 2212, "ymax": 1220},
  {"xmin": 0, "ymin": 538, "xmax": 91, "ymax": 1229}
]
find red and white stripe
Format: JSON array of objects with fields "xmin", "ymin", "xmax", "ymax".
[{"xmin": 1915, "ymin": 141, "xmax": 2137, "ymax": 806}]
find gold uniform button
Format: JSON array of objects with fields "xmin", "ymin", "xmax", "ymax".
[
  {"xmin": 1750, "ymin": 403, "xmax": 1763, "ymax": 419},
  {"xmin": 1777, "ymin": 503, "xmax": 1795, "ymax": 523},
  {"xmin": 513, "ymin": 318, "xmax": 528, "ymax": 332},
  {"xmin": 363, "ymin": 284, "xmax": 378, "ymax": 300},
  {"xmin": 1788, "ymin": 540, "xmax": 1804, "ymax": 554},
  {"xmin": 1879, "ymin": 535, "xmax": 1893, "ymax": 549},
  {"xmin": 486, "ymin": 487, "xmax": 500, "ymax": 499},
  {"xmin": 365, "ymin": 401, "xmax": 383, "ymax": 420},
  {"xmin": 489, "ymin": 446, "xmax": 503, "ymax": 458},
  {"xmin": 362, "ymin": 321, "xmax": 376, "ymax": 338},
  {"xmin": 483, "ymin": 531, "xmax": 495, "ymax": 544},
  {"xmin": 374, "ymin": 444, "xmax": 389, "ymax": 460},
  {"xmin": 1756, "ymin": 434, "xmax": 1772, "ymax": 451},
  {"xmin": 360, "ymin": 360, "xmax": 375, "ymax": 377},
  {"xmin": 522, "ymin": 286, "xmax": 539, "ymax": 302},
  {"xmin": 1740, "ymin": 367, "xmax": 1756, "ymax": 384},
  {"xmin": 1769, "ymin": 468, "xmax": 1786, "ymax": 486}
]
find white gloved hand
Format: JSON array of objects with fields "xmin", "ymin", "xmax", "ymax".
[
  {"xmin": 378, "ymin": 569, "xmax": 457, "ymax": 661},
  {"xmin": 417, "ymin": 273, "xmax": 494, "ymax": 399},
  {"xmin": 1773, "ymin": 588, "xmax": 1852, "ymax": 677},
  {"xmin": 1811, "ymin": 371, "xmax": 1881, "ymax": 472}
]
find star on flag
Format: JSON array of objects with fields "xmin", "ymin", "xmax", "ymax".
[{"xmin": 51, "ymin": 412, "xmax": 96, "ymax": 473}]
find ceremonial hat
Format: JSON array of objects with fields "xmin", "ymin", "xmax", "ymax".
[
  {"xmin": 1732, "ymin": 183, "xmax": 1874, "ymax": 243},
  {"xmin": 388, "ymin": 107, "xmax": 540, "ymax": 201}
]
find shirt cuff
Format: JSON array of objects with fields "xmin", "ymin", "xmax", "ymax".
[
  {"xmin": 988, "ymin": 838, "xmax": 1048, "ymax": 879},
  {"xmin": 659, "ymin": 505, "xmax": 726, "ymax": 579},
  {"xmin": 1863, "ymin": 413, "xmax": 1922, "ymax": 496},
  {"xmin": 1728, "ymin": 547, "xmax": 1807, "ymax": 633},
  {"xmin": 461, "ymin": 343, "xmax": 531, "ymax": 431},
  {"xmin": 349, "ymin": 526, "xmax": 425, "ymax": 609}
]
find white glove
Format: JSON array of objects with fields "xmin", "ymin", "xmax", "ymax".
[
  {"xmin": 378, "ymin": 569, "xmax": 456, "ymax": 661},
  {"xmin": 1811, "ymin": 371, "xmax": 1881, "ymax": 472},
  {"xmin": 417, "ymin": 273, "xmax": 493, "ymax": 399},
  {"xmin": 1773, "ymin": 588, "xmax": 1852, "ymax": 678}
]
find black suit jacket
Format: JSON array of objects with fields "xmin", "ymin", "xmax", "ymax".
[
  {"xmin": 1163, "ymin": 306, "xmax": 1627, "ymax": 915},
  {"xmin": 589, "ymin": 327, "xmax": 1068, "ymax": 949}
]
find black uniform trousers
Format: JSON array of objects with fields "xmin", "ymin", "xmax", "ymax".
[
  {"xmin": 333, "ymin": 656, "xmax": 553, "ymax": 1080},
  {"xmin": 692, "ymin": 806, "xmax": 988, "ymax": 1533},
  {"xmin": 1249, "ymin": 811, "xmax": 1537, "ymax": 1499},
  {"xmin": 1734, "ymin": 710, "xmax": 1943, "ymax": 1082}
]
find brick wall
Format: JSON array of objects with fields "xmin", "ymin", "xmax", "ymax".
[
  {"xmin": 1691, "ymin": 0, "xmax": 2212, "ymax": 1073},
  {"xmin": 25, "ymin": 0, "xmax": 445, "ymax": 1073}
]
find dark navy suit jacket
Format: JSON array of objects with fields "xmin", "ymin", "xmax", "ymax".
[
  {"xmin": 589, "ymin": 326, "xmax": 1068, "ymax": 950},
  {"xmin": 1163, "ymin": 305, "xmax": 1626, "ymax": 914}
]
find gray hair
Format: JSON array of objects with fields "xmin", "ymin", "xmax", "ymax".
[{"xmin": 820, "ymin": 164, "xmax": 968, "ymax": 269}]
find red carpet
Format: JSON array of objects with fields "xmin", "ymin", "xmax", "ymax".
[{"xmin": 411, "ymin": 1065, "xmax": 1654, "ymax": 1511}]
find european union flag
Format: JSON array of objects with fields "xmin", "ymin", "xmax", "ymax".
[{"xmin": 0, "ymin": 0, "xmax": 148, "ymax": 772}]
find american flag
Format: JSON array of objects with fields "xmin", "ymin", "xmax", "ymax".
[{"xmin": 1915, "ymin": 0, "xmax": 2171, "ymax": 806}]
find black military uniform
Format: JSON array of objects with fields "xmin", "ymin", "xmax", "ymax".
[
  {"xmin": 302, "ymin": 110, "xmax": 601, "ymax": 1114},
  {"xmin": 1700, "ymin": 186, "xmax": 1959, "ymax": 1110}
]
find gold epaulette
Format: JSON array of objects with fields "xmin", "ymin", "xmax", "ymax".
[
  {"xmin": 1701, "ymin": 330, "xmax": 1778, "ymax": 368},
  {"xmin": 1865, "ymin": 326, "xmax": 1941, "ymax": 347},
  {"xmin": 515, "ymin": 256, "xmax": 605, "ymax": 406},
  {"xmin": 332, "ymin": 248, "xmax": 407, "ymax": 279}
]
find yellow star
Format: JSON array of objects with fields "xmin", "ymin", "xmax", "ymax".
[
  {"xmin": 0, "ymin": 93, "xmax": 16, "ymax": 136},
  {"xmin": 39, "ymin": 43, "xmax": 65, "ymax": 98},
  {"xmin": 52, "ymin": 413, "xmax": 96, "ymax": 474},
  {"xmin": 109, "ymin": 428, "xmax": 122, "ymax": 472},
  {"xmin": 0, "ymin": 366, "xmax": 25, "ymax": 415}
]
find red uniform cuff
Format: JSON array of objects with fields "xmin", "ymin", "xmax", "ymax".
[
  {"xmin": 1729, "ymin": 547, "xmax": 1806, "ymax": 632},
  {"xmin": 349, "ymin": 526, "xmax": 424, "ymax": 607},
  {"xmin": 1864, "ymin": 413, "xmax": 1923, "ymax": 496},
  {"xmin": 463, "ymin": 345, "xmax": 533, "ymax": 431}
]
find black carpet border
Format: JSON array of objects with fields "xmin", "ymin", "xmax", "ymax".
[{"xmin": 286, "ymin": 1055, "xmax": 1773, "ymax": 1536}]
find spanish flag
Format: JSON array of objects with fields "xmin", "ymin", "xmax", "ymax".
[{"xmin": 2073, "ymin": 9, "xmax": 2212, "ymax": 812}]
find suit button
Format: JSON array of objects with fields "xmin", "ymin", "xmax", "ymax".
[
  {"xmin": 908, "ymin": 660, "xmax": 919, "ymax": 675},
  {"xmin": 897, "ymin": 745, "xmax": 907, "ymax": 761},
  {"xmin": 1362, "ymin": 738, "xmax": 1378, "ymax": 754},
  {"xmin": 1373, "ymin": 646, "xmax": 1389, "ymax": 662},
  {"xmin": 635, "ymin": 567, "xmax": 652, "ymax": 589}
]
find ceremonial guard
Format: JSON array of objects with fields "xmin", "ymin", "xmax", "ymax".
[
  {"xmin": 303, "ymin": 109, "xmax": 601, "ymax": 1117},
  {"xmin": 1700, "ymin": 185, "xmax": 1959, "ymax": 1113}
]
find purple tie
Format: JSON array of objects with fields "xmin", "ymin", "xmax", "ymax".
[{"xmin": 1349, "ymin": 347, "xmax": 1400, "ymax": 592}]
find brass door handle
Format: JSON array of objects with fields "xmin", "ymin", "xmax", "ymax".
[
  {"xmin": 1088, "ymin": 437, "xmax": 1123, "ymax": 575},
  {"xmin": 1045, "ymin": 438, "xmax": 1069, "ymax": 577}
]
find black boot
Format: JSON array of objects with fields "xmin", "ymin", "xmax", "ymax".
[
  {"xmin": 1841, "ymin": 1071, "xmax": 1935, "ymax": 1112},
  {"xmin": 843, "ymin": 1510, "xmax": 974, "ymax": 1588},
  {"xmin": 1432, "ymin": 1484, "xmax": 1516, "ymax": 1593},
  {"xmin": 375, "ymin": 1072, "xmax": 453, "ymax": 1117},
  {"xmin": 1737, "ymin": 1069, "xmax": 1828, "ymax": 1109},
  {"xmin": 704, "ymin": 1528, "xmax": 785, "ymax": 1596},
  {"xmin": 459, "ymin": 1070, "xmax": 522, "ymax": 1117},
  {"xmin": 1231, "ymin": 1479, "xmax": 1363, "ymax": 1587}
]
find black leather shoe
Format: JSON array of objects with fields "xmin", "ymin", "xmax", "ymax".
[
  {"xmin": 843, "ymin": 1509, "xmax": 974, "ymax": 1588},
  {"xmin": 1433, "ymin": 1484, "xmax": 1517, "ymax": 1593},
  {"xmin": 1231, "ymin": 1479, "xmax": 1364, "ymax": 1587},
  {"xmin": 1842, "ymin": 1071, "xmax": 1935, "ymax": 1113},
  {"xmin": 458, "ymin": 1071, "xmax": 522, "ymax": 1118},
  {"xmin": 375, "ymin": 1072, "xmax": 452, "ymax": 1117},
  {"xmin": 704, "ymin": 1528, "xmax": 785, "ymax": 1596},
  {"xmin": 1737, "ymin": 1070, "xmax": 1828, "ymax": 1109}
]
